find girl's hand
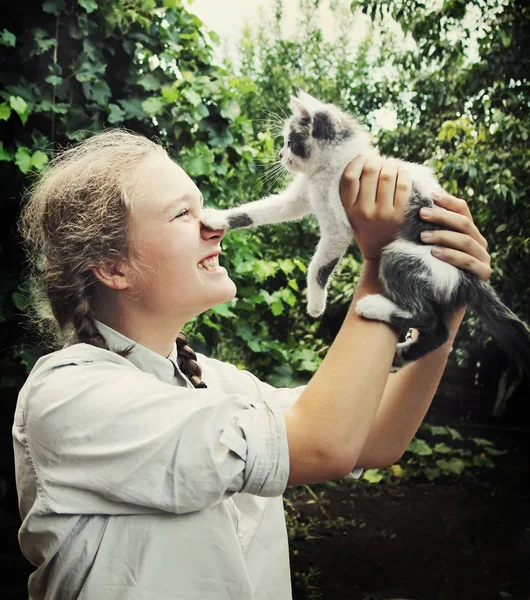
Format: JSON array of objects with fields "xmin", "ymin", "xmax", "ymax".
[
  {"xmin": 418, "ymin": 193, "xmax": 492, "ymax": 281},
  {"xmin": 340, "ymin": 155, "xmax": 412, "ymax": 260}
]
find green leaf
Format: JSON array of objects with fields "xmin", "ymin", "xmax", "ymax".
[
  {"xmin": 407, "ymin": 438, "xmax": 433, "ymax": 456},
  {"xmin": 436, "ymin": 458, "xmax": 466, "ymax": 475},
  {"xmin": 210, "ymin": 303, "xmax": 236, "ymax": 318},
  {"xmin": 221, "ymin": 99, "xmax": 241, "ymax": 120},
  {"xmin": 485, "ymin": 448, "xmax": 508, "ymax": 457},
  {"xmin": 186, "ymin": 155, "xmax": 211, "ymax": 177},
  {"xmin": 0, "ymin": 103, "xmax": 11, "ymax": 121},
  {"xmin": 45, "ymin": 75, "xmax": 63, "ymax": 86},
  {"xmin": 470, "ymin": 437, "xmax": 494, "ymax": 447},
  {"xmin": 445, "ymin": 426, "xmax": 463, "ymax": 441},
  {"xmin": 12, "ymin": 292, "xmax": 29, "ymax": 310},
  {"xmin": 10, "ymin": 96, "xmax": 29, "ymax": 124},
  {"xmin": 30, "ymin": 151, "xmax": 48, "ymax": 171},
  {"xmin": 15, "ymin": 146, "xmax": 32, "ymax": 174},
  {"xmin": 42, "ymin": 0, "xmax": 65, "ymax": 13},
  {"xmin": 424, "ymin": 467, "xmax": 441, "ymax": 481},
  {"xmin": 142, "ymin": 97, "xmax": 164, "ymax": 116},
  {"xmin": 495, "ymin": 224, "xmax": 507, "ymax": 233},
  {"xmin": 79, "ymin": 0, "xmax": 98, "ymax": 13},
  {"xmin": 183, "ymin": 89, "xmax": 202, "ymax": 107},
  {"xmin": 118, "ymin": 98, "xmax": 146, "ymax": 120},
  {"xmin": 108, "ymin": 103, "xmax": 125, "ymax": 124},
  {"xmin": 433, "ymin": 442, "xmax": 452, "ymax": 454},
  {"xmin": 271, "ymin": 300, "xmax": 283, "ymax": 316},
  {"xmin": 137, "ymin": 73, "xmax": 161, "ymax": 91},
  {"xmin": 0, "ymin": 141, "xmax": 13, "ymax": 162},
  {"xmin": 363, "ymin": 469, "xmax": 384, "ymax": 483},
  {"xmin": 0, "ymin": 29, "xmax": 16, "ymax": 47},
  {"xmin": 389, "ymin": 464, "xmax": 406, "ymax": 478},
  {"xmin": 163, "ymin": 0, "xmax": 181, "ymax": 8},
  {"xmin": 161, "ymin": 86, "xmax": 180, "ymax": 103},
  {"xmin": 472, "ymin": 455, "xmax": 495, "ymax": 468}
]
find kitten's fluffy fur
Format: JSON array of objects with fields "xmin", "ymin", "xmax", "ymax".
[{"xmin": 202, "ymin": 91, "xmax": 530, "ymax": 372}]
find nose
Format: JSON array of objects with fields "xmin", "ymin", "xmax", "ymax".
[{"xmin": 201, "ymin": 222, "xmax": 226, "ymax": 241}]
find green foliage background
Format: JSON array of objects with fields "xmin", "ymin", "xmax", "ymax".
[{"xmin": 1, "ymin": 0, "xmax": 529, "ymax": 400}]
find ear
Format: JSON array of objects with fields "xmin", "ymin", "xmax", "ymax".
[
  {"xmin": 297, "ymin": 90, "xmax": 322, "ymax": 107},
  {"xmin": 92, "ymin": 261, "xmax": 131, "ymax": 291},
  {"xmin": 289, "ymin": 95, "xmax": 312, "ymax": 121}
]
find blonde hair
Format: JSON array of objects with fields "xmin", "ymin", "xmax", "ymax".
[{"xmin": 20, "ymin": 129, "xmax": 206, "ymax": 387}]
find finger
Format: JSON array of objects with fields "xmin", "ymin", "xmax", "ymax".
[
  {"xmin": 431, "ymin": 246, "xmax": 492, "ymax": 281},
  {"xmin": 420, "ymin": 229, "xmax": 491, "ymax": 265},
  {"xmin": 376, "ymin": 159, "xmax": 399, "ymax": 211},
  {"xmin": 340, "ymin": 155, "xmax": 368, "ymax": 211},
  {"xmin": 433, "ymin": 193, "xmax": 473, "ymax": 221},
  {"xmin": 394, "ymin": 167, "xmax": 412, "ymax": 210},
  {"xmin": 420, "ymin": 206, "xmax": 483, "ymax": 241},
  {"xmin": 358, "ymin": 156, "xmax": 384, "ymax": 212}
]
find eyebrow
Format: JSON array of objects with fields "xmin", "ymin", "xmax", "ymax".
[{"xmin": 162, "ymin": 193, "xmax": 204, "ymax": 215}]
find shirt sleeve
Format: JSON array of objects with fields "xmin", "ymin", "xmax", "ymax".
[
  {"xmin": 23, "ymin": 359, "xmax": 290, "ymax": 516},
  {"xmin": 198, "ymin": 356, "xmax": 364, "ymax": 480}
]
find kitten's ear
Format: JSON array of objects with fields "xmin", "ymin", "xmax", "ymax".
[
  {"xmin": 289, "ymin": 95, "xmax": 312, "ymax": 121},
  {"xmin": 297, "ymin": 90, "xmax": 322, "ymax": 106}
]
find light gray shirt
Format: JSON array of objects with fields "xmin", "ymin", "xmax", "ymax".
[{"xmin": 13, "ymin": 323, "xmax": 304, "ymax": 600}]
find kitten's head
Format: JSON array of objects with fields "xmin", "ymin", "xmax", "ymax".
[{"xmin": 279, "ymin": 91, "xmax": 368, "ymax": 174}]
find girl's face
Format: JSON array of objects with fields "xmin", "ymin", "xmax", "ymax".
[{"xmin": 125, "ymin": 153, "xmax": 237, "ymax": 322}]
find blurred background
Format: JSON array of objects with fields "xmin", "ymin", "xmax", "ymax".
[{"xmin": 0, "ymin": 1, "xmax": 528, "ymax": 598}]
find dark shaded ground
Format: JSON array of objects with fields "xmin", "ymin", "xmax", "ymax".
[
  {"xmin": 1, "ymin": 366, "xmax": 529, "ymax": 600},
  {"xmin": 287, "ymin": 390, "xmax": 530, "ymax": 600},
  {"xmin": 288, "ymin": 450, "xmax": 530, "ymax": 599}
]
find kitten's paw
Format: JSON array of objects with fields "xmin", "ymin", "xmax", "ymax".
[
  {"xmin": 355, "ymin": 294, "xmax": 392, "ymax": 322},
  {"xmin": 307, "ymin": 301, "xmax": 325, "ymax": 318},
  {"xmin": 307, "ymin": 287, "xmax": 326, "ymax": 317},
  {"xmin": 201, "ymin": 207, "xmax": 231, "ymax": 230},
  {"xmin": 390, "ymin": 342, "xmax": 412, "ymax": 373}
]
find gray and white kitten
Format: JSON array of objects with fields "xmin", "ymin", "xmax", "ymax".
[{"xmin": 202, "ymin": 91, "xmax": 530, "ymax": 372}]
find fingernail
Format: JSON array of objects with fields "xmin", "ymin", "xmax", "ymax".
[
  {"xmin": 420, "ymin": 231, "xmax": 432, "ymax": 240},
  {"xmin": 420, "ymin": 208, "xmax": 433, "ymax": 218},
  {"xmin": 432, "ymin": 246, "xmax": 443, "ymax": 256}
]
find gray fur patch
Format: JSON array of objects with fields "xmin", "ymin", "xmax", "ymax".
[
  {"xmin": 312, "ymin": 112, "xmax": 336, "ymax": 140},
  {"xmin": 228, "ymin": 214, "xmax": 253, "ymax": 229},
  {"xmin": 317, "ymin": 258, "xmax": 339, "ymax": 288},
  {"xmin": 399, "ymin": 185, "xmax": 439, "ymax": 243}
]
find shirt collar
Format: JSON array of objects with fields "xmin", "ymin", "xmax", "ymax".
[{"xmin": 95, "ymin": 320, "xmax": 186, "ymax": 386}]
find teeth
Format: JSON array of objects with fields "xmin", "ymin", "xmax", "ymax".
[{"xmin": 198, "ymin": 255, "xmax": 219, "ymax": 271}]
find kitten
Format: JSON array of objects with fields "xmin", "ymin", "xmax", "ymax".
[{"xmin": 201, "ymin": 91, "xmax": 530, "ymax": 372}]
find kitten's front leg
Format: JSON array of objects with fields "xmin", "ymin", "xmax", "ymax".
[{"xmin": 201, "ymin": 178, "xmax": 310, "ymax": 231}]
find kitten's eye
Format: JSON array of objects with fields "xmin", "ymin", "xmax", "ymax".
[
  {"xmin": 287, "ymin": 140, "xmax": 291, "ymax": 148},
  {"xmin": 173, "ymin": 208, "xmax": 190, "ymax": 219}
]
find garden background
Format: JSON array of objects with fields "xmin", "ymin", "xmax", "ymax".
[{"xmin": 0, "ymin": 0, "xmax": 528, "ymax": 598}]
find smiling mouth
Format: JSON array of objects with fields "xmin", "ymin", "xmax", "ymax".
[{"xmin": 197, "ymin": 255, "xmax": 220, "ymax": 271}]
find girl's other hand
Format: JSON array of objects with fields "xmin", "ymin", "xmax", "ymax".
[
  {"xmin": 419, "ymin": 193, "xmax": 492, "ymax": 281},
  {"xmin": 340, "ymin": 156, "xmax": 412, "ymax": 261}
]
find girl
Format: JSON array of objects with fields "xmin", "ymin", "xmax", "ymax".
[{"xmin": 14, "ymin": 129, "xmax": 491, "ymax": 600}]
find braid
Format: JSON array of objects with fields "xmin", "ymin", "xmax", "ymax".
[
  {"xmin": 68, "ymin": 274, "xmax": 109, "ymax": 350},
  {"xmin": 176, "ymin": 332, "xmax": 207, "ymax": 389}
]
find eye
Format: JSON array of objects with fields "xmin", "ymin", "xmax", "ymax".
[
  {"xmin": 173, "ymin": 208, "xmax": 190, "ymax": 219},
  {"xmin": 287, "ymin": 140, "xmax": 291, "ymax": 148}
]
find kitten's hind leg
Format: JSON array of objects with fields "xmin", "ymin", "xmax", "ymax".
[
  {"xmin": 355, "ymin": 294, "xmax": 414, "ymax": 325},
  {"xmin": 307, "ymin": 234, "xmax": 351, "ymax": 317},
  {"xmin": 393, "ymin": 316, "xmax": 449, "ymax": 370}
]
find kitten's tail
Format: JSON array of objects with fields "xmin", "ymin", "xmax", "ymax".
[{"xmin": 470, "ymin": 280, "xmax": 530, "ymax": 377}]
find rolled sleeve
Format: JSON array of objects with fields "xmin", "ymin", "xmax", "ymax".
[
  {"xmin": 21, "ymin": 357, "xmax": 293, "ymax": 516},
  {"xmin": 220, "ymin": 398, "xmax": 289, "ymax": 497}
]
